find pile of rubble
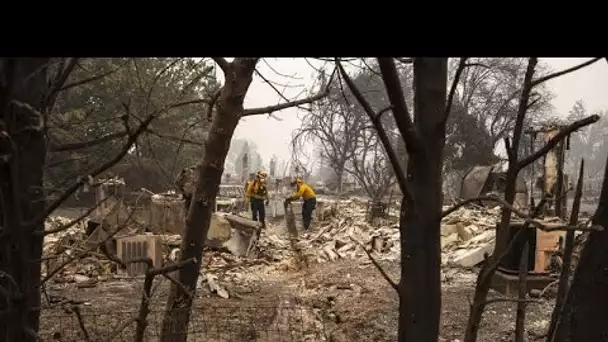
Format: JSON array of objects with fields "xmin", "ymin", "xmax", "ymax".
[
  {"xmin": 41, "ymin": 211, "xmax": 143, "ymax": 287},
  {"xmin": 39, "ymin": 197, "xmax": 537, "ymax": 295},
  {"xmin": 42, "ymin": 216, "xmax": 109, "ymax": 287},
  {"xmin": 250, "ymin": 200, "xmax": 503, "ymax": 269},
  {"xmin": 441, "ymin": 205, "xmax": 501, "ymax": 267}
]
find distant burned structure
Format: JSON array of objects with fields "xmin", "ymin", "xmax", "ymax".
[
  {"xmin": 459, "ymin": 165, "xmax": 528, "ymax": 208},
  {"xmin": 526, "ymin": 124, "xmax": 572, "ymax": 219}
]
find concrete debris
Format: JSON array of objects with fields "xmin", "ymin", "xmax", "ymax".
[
  {"xmin": 206, "ymin": 274, "xmax": 230, "ymax": 299},
  {"xmin": 251, "ymin": 201, "xmax": 504, "ymax": 269},
  {"xmin": 42, "ymin": 214, "xmax": 136, "ymax": 285},
  {"xmin": 41, "ymin": 200, "xmax": 502, "ymax": 288},
  {"xmin": 43, "ymin": 195, "xmax": 572, "ymax": 295}
]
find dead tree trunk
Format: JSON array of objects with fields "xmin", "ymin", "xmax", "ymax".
[
  {"xmin": 395, "ymin": 58, "xmax": 447, "ymax": 342},
  {"xmin": 553, "ymin": 154, "xmax": 608, "ymax": 342},
  {"xmin": 159, "ymin": 58, "xmax": 258, "ymax": 342},
  {"xmin": 339, "ymin": 57, "xmax": 448, "ymax": 342},
  {"xmin": 0, "ymin": 58, "xmax": 51, "ymax": 342}
]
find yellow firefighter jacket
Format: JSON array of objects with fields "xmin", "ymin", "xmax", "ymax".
[
  {"xmin": 246, "ymin": 180, "xmax": 268, "ymax": 200},
  {"xmin": 290, "ymin": 183, "xmax": 316, "ymax": 201}
]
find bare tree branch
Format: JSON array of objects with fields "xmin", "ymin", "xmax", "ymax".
[
  {"xmin": 26, "ymin": 97, "xmax": 208, "ymax": 230},
  {"xmin": 38, "ymin": 195, "xmax": 112, "ymax": 236},
  {"xmin": 145, "ymin": 128, "xmax": 203, "ymax": 146},
  {"xmin": 59, "ymin": 59, "xmax": 130, "ymax": 92},
  {"xmin": 49, "ymin": 131, "xmax": 127, "ymax": 152},
  {"xmin": 335, "ymin": 59, "xmax": 409, "ymax": 197},
  {"xmin": 464, "ymin": 62, "xmax": 490, "ymax": 69},
  {"xmin": 45, "ymin": 58, "xmax": 78, "ymax": 110},
  {"xmin": 242, "ymin": 68, "xmax": 336, "ymax": 117},
  {"xmin": 133, "ymin": 257, "xmax": 197, "ymax": 342},
  {"xmin": 443, "ymin": 57, "xmax": 468, "ymax": 123},
  {"xmin": 27, "ymin": 114, "xmax": 154, "ymax": 229},
  {"xmin": 377, "ymin": 57, "xmax": 421, "ymax": 156},
  {"xmin": 376, "ymin": 105, "xmax": 393, "ymax": 121},
  {"xmin": 350, "ymin": 237, "xmax": 398, "ymax": 291},
  {"xmin": 517, "ymin": 115, "xmax": 600, "ymax": 171},
  {"xmin": 531, "ymin": 58, "xmax": 602, "ymax": 87}
]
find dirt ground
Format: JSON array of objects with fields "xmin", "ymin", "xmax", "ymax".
[{"xmin": 40, "ymin": 257, "xmax": 556, "ymax": 342}]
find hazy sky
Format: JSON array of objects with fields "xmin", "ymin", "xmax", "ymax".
[{"xmin": 232, "ymin": 58, "xmax": 608, "ymax": 165}]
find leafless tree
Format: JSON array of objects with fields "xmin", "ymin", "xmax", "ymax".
[
  {"xmin": 292, "ymin": 87, "xmax": 365, "ymax": 192},
  {"xmin": 442, "ymin": 58, "xmax": 554, "ymax": 196},
  {"xmin": 449, "ymin": 58, "xmax": 553, "ymax": 147},
  {"xmin": 294, "ymin": 60, "xmax": 408, "ymax": 197},
  {"xmin": 338, "ymin": 57, "xmax": 448, "ymax": 341},
  {"xmin": 345, "ymin": 127, "xmax": 396, "ymax": 201}
]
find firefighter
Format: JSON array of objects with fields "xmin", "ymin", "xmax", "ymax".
[
  {"xmin": 245, "ymin": 170, "xmax": 269, "ymax": 227},
  {"xmin": 244, "ymin": 173, "xmax": 255, "ymax": 193},
  {"xmin": 285, "ymin": 178, "xmax": 317, "ymax": 230}
]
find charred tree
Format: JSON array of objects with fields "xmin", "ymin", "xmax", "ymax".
[
  {"xmin": 395, "ymin": 58, "xmax": 447, "ymax": 341},
  {"xmin": 159, "ymin": 58, "xmax": 259, "ymax": 342},
  {"xmin": 0, "ymin": 58, "xmax": 51, "ymax": 342},
  {"xmin": 339, "ymin": 57, "xmax": 448, "ymax": 342},
  {"xmin": 553, "ymin": 154, "xmax": 608, "ymax": 342}
]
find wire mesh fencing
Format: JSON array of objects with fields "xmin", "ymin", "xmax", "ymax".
[{"xmin": 37, "ymin": 304, "xmax": 327, "ymax": 341}]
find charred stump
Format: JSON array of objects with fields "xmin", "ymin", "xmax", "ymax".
[{"xmin": 0, "ymin": 58, "xmax": 51, "ymax": 342}]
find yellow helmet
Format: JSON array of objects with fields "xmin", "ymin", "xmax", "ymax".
[{"xmin": 257, "ymin": 170, "xmax": 268, "ymax": 179}]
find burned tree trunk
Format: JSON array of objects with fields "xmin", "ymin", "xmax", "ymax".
[
  {"xmin": 339, "ymin": 57, "xmax": 448, "ymax": 342},
  {"xmin": 552, "ymin": 154, "xmax": 608, "ymax": 342},
  {"xmin": 396, "ymin": 58, "xmax": 447, "ymax": 341},
  {"xmin": 159, "ymin": 58, "xmax": 258, "ymax": 342},
  {"xmin": 0, "ymin": 58, "xmax": 51, "ymax": 342}
]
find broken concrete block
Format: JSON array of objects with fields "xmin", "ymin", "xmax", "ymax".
[
  {"xmin": 323, "ymin": 243, "xmax": 340, "ymax": 261},
  {"xmin": 451, "ymin": 241, "xmax": 495, "ymax": 267},
  {"xmin": 371, "ymin": 236, "xmax": 384, "ymax": 252},
  {"xmin": 441, "ymin": 224, "xmax": 458, "ymax": 237},
  {"xmin": 456, "ymin": 222, "xmax": 472, "ymax": 241},
  {"xmin": 441, "ymin": 233, "xmax": 459, "ymax": 249}
]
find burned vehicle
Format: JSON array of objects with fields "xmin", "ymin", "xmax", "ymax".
[{"xmin": 215, "ymin": 184, "xmax": 246, "ymax": 213}]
